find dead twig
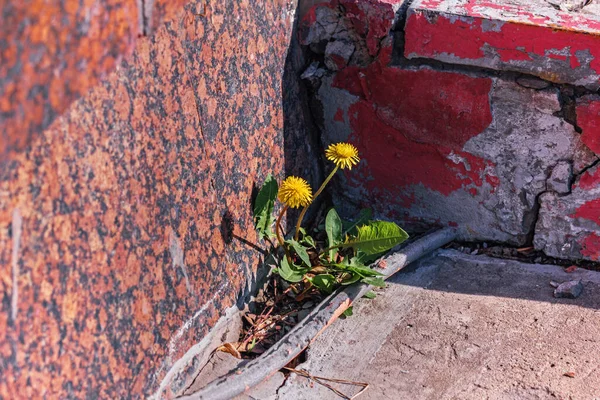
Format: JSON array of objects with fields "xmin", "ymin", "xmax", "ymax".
[{"xmin": 283, "ymin": 367, "xmax": 369, "ymax": 400}]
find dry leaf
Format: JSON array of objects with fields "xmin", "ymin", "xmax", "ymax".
[
  {"xmin": 217, "ymin": 342, "xmax": 242, "ymax": 359},
  {"xmin": 517, "ymin": 247, "xmax": 534, "ymax": 253}
]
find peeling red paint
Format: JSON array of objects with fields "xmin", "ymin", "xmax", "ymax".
[
  {"xmin": 333, "ymin": 62, "xmax": 496, "ymax": 204},
  {"xmin": 575, "ymin": 167, "xmax": 600, "ymax": 190},
  {"xmin": 405, "ymin": 7, "xmax": 600, "ymax": 84},
  {"xmin": 572, "ymin": 199, "xmax": 600, "ymax": 225},
  {"xmin": 460, "ymin": 0, "xmax": 600, "ymax": 32},
  {"xmin": 335, "ymin": 66, "xmax": 494, "ymax": 150},
  {"xmin": 347, "ymin": 99, "xmax": 493, "ymax": 198},
  {"xmin": 486, "ymin": 174, "xmax": 500, "ymax": 192},
  {"xmin": 299, "ymin": 0, "xmax": 400, "ymax": 57},
  {"xmin": 338, "ymin": 0, "xmax": 402, "ymax": 56},
  {"xmin": 577, "ymin": 97, "xmax": 600, "ymax": 155},
  {"xmin": 579, "ymin": 233, "xmax": 600, "ymax": 260}
]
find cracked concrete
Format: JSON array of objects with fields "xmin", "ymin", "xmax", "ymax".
[
  {"xmin": 187, "ymin": 250, "xmax": 600, "ymax": 398},
  {"xmin": 266, "ymin": 250, "xmax": 600, "ymax": 399}
]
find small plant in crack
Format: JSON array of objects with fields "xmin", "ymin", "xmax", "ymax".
[
  {"xmin": 253, "ymin": 142, "xmax": 409, "ymax": 296},
  {"xmin": 210, "ymin": 143, "xmax": 409, "ymax": 365}
]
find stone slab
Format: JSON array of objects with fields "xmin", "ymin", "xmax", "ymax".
[
  {"xmin": 276, "ymin": 250, "xmax": 600, "ymax": 399},
  {"xmin": 405, "ymin": 0, "xmax": 600, "ymax": 89}
]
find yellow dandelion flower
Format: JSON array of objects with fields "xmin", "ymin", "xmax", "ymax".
[
  {"xmin": 325, "ymin": 142, "xmax": 360, "ymax": 170},
  {"xmin": 278, "ymin": 176, "xmax": 313, "ymax": 209}
]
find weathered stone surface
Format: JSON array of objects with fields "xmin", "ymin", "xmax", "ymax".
[
  {"xmin": 324, "ymin": 40, "xmax": 355, "ymax": 71},
  {"xmin": 405, "ymin": 0, "xmax": 600, "ymax": 89},
  {"xmin": 0, "ymin": 0, "xmax": 308, "ymax": 398},
  {"xmin": 534, "ymin": 163, "xmax": 600, "ymax": 261},
  {"xmin": 315, "ymin": 63, "xmax": 594, "ymax": 244},
  {"xmin": 577, "ymin": 94, "xmax": 600, "ymax": 155},
  {"xmin": 301, "ymin": 0, "xmax": 600, "ymax": 249},
  {"xmin": 534, "ymin": 96, "xmax": 600, "ymax": 261},
  {"xmin": 554, "ymin": 280, "xmax": 584, "ymax": 298},
  {"xmin": 516, "ymin": 76, "xmax": 551, "ymax": 90},
  {"xmin": 299, "ymin": 0, "xmax": 406, "ymax": 65},
  {"xmin": 547, "ymin": 160, "xmax": 573, "ymax": 194}
]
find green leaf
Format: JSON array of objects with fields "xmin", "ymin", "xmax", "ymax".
[
  {"xmin": 253, "ymin": 175, "xmax": 278, "ymax": 239},
  {"xmin": 326, "ymin": 208, "xmax": 343, "ymax": 259},
  {"xmin": 364, "ymin": 291, "xmax": 377, "ymax": 299},
  {"xmin": 340, "ymin": 272, "xmax": 361, "ymax": 285},
  {"xmin": 355, "ymin": 249, "xmax": 385, "ymax": 265},
  {"xmin": 248, "ymin": 337, "xmax": 257, "ymax": 351},
  {"xmin": 342, "ymin": 208, "xmax": 373, "ymax": 236},
  {"xmin": 342, "ymin": 306, "xmax": 353, "ymax": 317},
  {"xmin": 343, "ymin": 221, "xmax": 409, "ymax": 255},
  {"xmin": 362, "ymin": 276, "xmax": 386, "ymax": 287},
  {"xmin": 311, "ymin": 274, "xmax": 336, "ymax": 294},
  {"xmin": 286, "ymin": 239, "xmax": 311, "ymax": 267},
  {"xmin": 301, "ymin": 235, "xmax": 316, "ymax": 248},
  {"xmin": 348, "ymin": 265, "xmax": 384, "ymax": 277},
  {"xmin": 277, "ymin": 257, "xmax": 307, "ymax": 283}
]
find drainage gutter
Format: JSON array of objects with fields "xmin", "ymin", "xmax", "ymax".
[{"xmin": 178, "ymin": 227, "xmax": 459, "ymax": 400}]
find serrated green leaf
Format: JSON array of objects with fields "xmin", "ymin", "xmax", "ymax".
[
  {"xmin": 342, "ymin": 306, "xmax": 353, "ymax": 317},
  {"xmin": 253, "ymin": 175, "xmax": 278, "ymax": 239},
  {"xmin": 286, "ymin": 239, "xmax": 311, "ymax": 267},
  {"xmin": 364, "ymin": 291, "xmax": 377, "ymax": 299},
  {"xmin": 343, "ymin": 221, "xmax": 409, "ymax": 255},
  {"xmin": 277, "ymin": 257, "xmax": 307, "ymax": 283},
  {"xmin": 342, "ymin": 208, "xmax": 373, "ymax": 236},
  {"xmin": 362, "ymin": 276, "xmax": 386, "ymax": 287},
  {"xmin": 311, "ymin": 273, "xmax": 336, "ymax": 294},
  {"xmin": 326, "ymin": 208, "xmax": 342, "ymax": 259}
]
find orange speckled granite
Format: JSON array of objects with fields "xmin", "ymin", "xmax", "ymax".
[
  {"xmin": 0, "ymin": 0, "xmax": 140, "ymax": 157},
  {"xmin": 149, "ymin": 0, "xmax": 192, "ymax": 35},
  {"xmin": 0, "ymin": 0, "xmax": 307, "ymax": 397}
]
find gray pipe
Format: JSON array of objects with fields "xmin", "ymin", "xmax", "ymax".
[{"xmin": 178, "ymin": 227, "xmax": 459, "ymax": 400}]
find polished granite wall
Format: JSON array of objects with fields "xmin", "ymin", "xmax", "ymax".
[{"xmin": 0, "ymin": 0, "xmax": 317, "ymax": 397}]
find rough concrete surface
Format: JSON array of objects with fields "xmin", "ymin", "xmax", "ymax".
[
  {"xmin": 315, "ymin": 65, "xmax": 595, "ymax": 245},
  {"xmin": 535, "ymin": 162, "xmax": 600, "ymax": 261},
  {"xmin": 264, "ymin": 250, "xmax": 600, "ymax": 399}
]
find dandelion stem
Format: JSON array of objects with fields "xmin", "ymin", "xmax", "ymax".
[
  {"xmin": 275, "ymin": 205, "xmax": 289, "ymax": 248},
  {"xmin": 294, "ymin": 165, "xmax": 339, "ymax": 240},
  {"xmin": 275, "ymin": 205, "xmax": 292, "ymax": 262}
]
